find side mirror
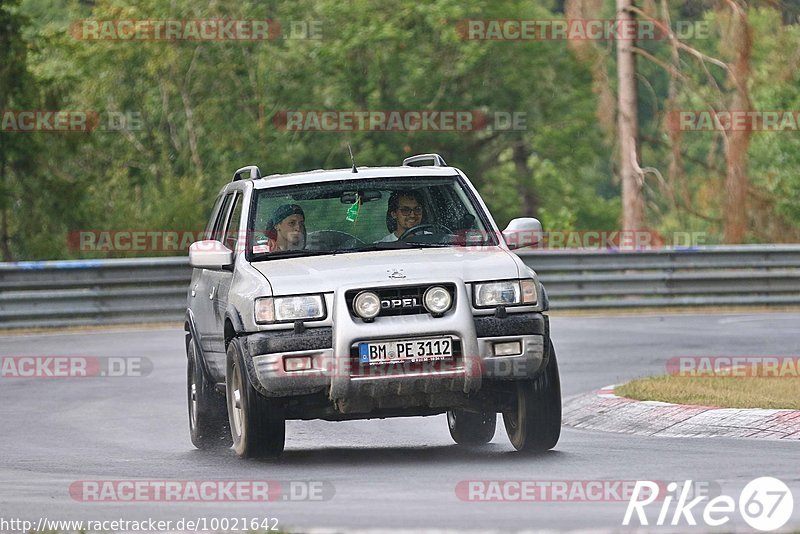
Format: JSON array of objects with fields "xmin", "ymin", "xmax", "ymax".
[
  {"xmin": 502, "ymin": 218, "xmax": 543, "ymax": 250},
  {"xmin": 189, "ymin": 240, "xmax": 233, "ymax": 269}
]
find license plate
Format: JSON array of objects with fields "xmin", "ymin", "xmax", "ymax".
[{"xmin": 358, "ymin": 337, "xmax": 453, "ymax": 365}]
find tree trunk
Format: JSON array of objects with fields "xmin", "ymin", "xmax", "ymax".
[
  {"xmin": 616, "ymin": 0, "xmax": 646, "ymax": 232},
  {"xmin": 722, "ymin": 5, "xmax": 752, "ymax": 244},
  {"xmin": 565, "ymin": 0, "xmax": 616, "ymax": 142},
  {"xmin": 662, "ymin": 0, "xmax": 682, "ymax": 213}
]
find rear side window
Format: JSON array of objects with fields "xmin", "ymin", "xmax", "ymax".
[
  {"xmin": 223, "ymin": 194, "xmax": 243, "ymax": 254},
  {"xmin": 204, "ymin": 195, "xmax": 226, "ymax": 240},
  {"xmin": 210, "ymin": 193, "xmax": 234, "ymax": 242}
]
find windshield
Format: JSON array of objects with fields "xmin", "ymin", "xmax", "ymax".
[{"xmin": 248, "ymin": 176, "xmax": 497, "ymax": 259}]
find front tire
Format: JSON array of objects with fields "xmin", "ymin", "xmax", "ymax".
[
  {"xmin": 447, "ymin": 409, "xmax": 496, "ymax": 445},
  {"xmin": 187, "ymin": 335, "xmax": 232, "ymax": 450},
  {"xmin": 226, "ymin": 338, "xmax": 285, "ymax": 458},
  {"xmin": 503, "ymin": 342, "xmax": 561, "ymax": 452}
]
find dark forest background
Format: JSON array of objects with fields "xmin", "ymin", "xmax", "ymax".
[{"xmin": 2, "ymin": 0, "xmax": 799, "ymax": 260}]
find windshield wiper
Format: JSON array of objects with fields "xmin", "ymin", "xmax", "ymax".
[
  {"xmin": 341, "ymin": 241, "xmax": 453, "ymax": 253},
  {"xmin": 407, "ymin": 242, "xmax": 452, "ymax": 248},
  {"xmin": 253, "ymin": 241, "xmax": 452, "ymax": 260},
  {"xmin": 252, "ymin": 249, "xmax": 330, "ymax": 261},
  {"xmin": 343, "ymin": 242, "xmax": 415, "ymax": 253}
]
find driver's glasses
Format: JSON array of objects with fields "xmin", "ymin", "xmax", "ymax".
[{"xmin": 398, "ymin": 206, "xmax": 423, "ymax": 216}]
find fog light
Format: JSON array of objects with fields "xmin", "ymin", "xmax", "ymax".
[
  {"xmin": 493, "ymin": 341, "xmax": 522, "ymax": 356},
  {"xmin": 423, "ymin": 286, "xmax": 452, "ymax": 316},
  {"xmin": 353, "ymin": 291, "xmax": 381, "ymax": 320},
  {"xmin": 284, "ymin": 356, "xmax": 312, "ymax": 372}
]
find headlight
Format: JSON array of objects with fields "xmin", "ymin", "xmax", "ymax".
[
  {"xmin": 255, "ymin": 295, "xmax": 325, "ymax": 324},
  {"xmin": 353, "ymin": 291, "xmax": 381, "ymax": 320},
  {"xmin": 474, "ymin": 281, "xmax": 520, "ymax": 307},
  {"xmin": 474, "ymin": 280, "xmax": 538, "ymax": 307},
  {"xmin": 423, "ymin": 286, "xmax": 452, "ymax": 316}
]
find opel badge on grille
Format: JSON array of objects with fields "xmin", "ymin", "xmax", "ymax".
[{"xmin": 387, "ymin": 269, "xmax": 406, "ymax": 279}]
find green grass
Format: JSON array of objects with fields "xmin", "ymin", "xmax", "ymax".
[{"xmin": 616, "ymin": 373, "xmax": 800, "ymax": 410}]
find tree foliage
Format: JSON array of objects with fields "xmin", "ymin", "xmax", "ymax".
[{"xmin": 2, "ymin": 0, "xmax": 798, "ymax": 259}]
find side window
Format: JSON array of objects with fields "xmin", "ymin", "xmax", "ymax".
[
  {"xmin": 224, "ymin": 194, "xmax": 243, "ymax": 254},
  {"xmin": 433, "ymin": 185, "xmax": 475, "ymax": 231},
  {"xmin": 204, "ymin": 195, "xmax": 226, "ymax": 240},
  {"xmin": 211, "ymin": 193, "xmax": 234, "ymax": 242}
]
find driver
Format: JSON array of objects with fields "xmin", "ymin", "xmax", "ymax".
[{"xmin": 378, "ymin": 190, "xmax": 425, "ymax": 242}]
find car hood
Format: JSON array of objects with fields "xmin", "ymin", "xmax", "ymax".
[{"xmin": 251, "ymin": 247, "xmax": 522, "ymax": 295}]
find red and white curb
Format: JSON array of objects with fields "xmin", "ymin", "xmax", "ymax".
[{"xmin": 563, "ymin": 385, "xmax": 800, "ymax": 440}]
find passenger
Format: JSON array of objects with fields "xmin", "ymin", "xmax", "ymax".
[{"xmin": 266, "ymin": 204, "xmax": 306, "ymax": 251}]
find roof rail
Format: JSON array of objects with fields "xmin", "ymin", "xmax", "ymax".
[
  {"xmin": 232, "ymin": 165, "xmax": 262, "ymax": 182},
  {"xmin": 402, "ymin": 153, "xmax": 447, "ymax": 167}
]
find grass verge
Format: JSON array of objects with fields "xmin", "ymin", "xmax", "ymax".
[{"xmin": 616, "ymin": 374, "xmax": 800, "ymax": 410}]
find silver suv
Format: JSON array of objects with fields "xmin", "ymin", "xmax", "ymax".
[{"xmin": 185, "ymin": 154, "xmax": 560, "ymax": 458}]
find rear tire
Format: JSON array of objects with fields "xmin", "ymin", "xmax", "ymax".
[
  {"xmin": 226, "ymin": 338, "xmax": 285, "ymax": 458},
  {"xmin": 447, "ymin": 409, "xmax": 496, "ymax": 445},
  {"xmin": 187, "ymin": 335, "xmax": 232, "ymax": 450},
  {"xmin": 503, "ymin": 342, "xmax": 561, "ymax": 452}
]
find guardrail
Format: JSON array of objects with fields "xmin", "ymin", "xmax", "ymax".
[
  {"xmin": 0, "ymin": 257, "xmax": 190, "ymax": 329},
  {"xmin": 1, "ymin": 245, "xmax": 799, "ymax": 329},
  {"xmin": 525, "ymin": 245, "xmax": 800, "ymax": 309}
]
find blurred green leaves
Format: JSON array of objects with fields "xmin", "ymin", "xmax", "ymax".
[{"xmin": 2, "ymin": 0, "xmax": 798, "ymax": 259}]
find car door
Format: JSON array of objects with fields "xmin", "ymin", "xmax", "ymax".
[
  {"xmin": 191, "ymin": 192, "xmax": 233, "ymax": 360},
  {"xmin": 204, "ymin": 190, "xmax": 244, "ymax": 359}
]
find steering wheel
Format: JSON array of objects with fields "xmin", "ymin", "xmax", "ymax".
[{"xmin": 398, "ymin": 223, "xmax": 453, "ymax": 240}]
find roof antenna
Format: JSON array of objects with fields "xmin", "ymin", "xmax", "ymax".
[{"xmin": 347, "ymin": 143, "xmax": 358, "ymax": 173}]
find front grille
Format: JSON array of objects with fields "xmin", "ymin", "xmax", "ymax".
[
  {"xmin": 348, "ymin": 338, "xmax": 463, "ymax": 378},
  {"xmin": 345, "ymin": 284, "xmax": 455, "ymax": 318}
]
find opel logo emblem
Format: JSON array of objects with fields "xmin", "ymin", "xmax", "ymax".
[{"xmin": 387, "ymin": 269, "xmax": 406, "ymax": 279}]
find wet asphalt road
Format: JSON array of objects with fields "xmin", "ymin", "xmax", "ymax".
[{"xmin": 0, "ymin": 312, "xmax": 798, "ymax": 532}]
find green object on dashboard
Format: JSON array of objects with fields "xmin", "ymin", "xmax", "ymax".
[{"xmin": 346, "ymin": 199, "xmax": 360, "ymax": 222}]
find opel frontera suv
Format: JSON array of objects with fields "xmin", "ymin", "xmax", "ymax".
[{"xmin": 185, "ymin": 154, "xmax": 561, "ymax": 458}]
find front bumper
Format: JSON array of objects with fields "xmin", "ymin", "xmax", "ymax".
[
  {"xmin": 241, "ymin": 282, "xmax": 548, "ymax": 411},
  {"xmin": 474, "ymin": 313, "xmax": 548, "ymax": 379}
]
